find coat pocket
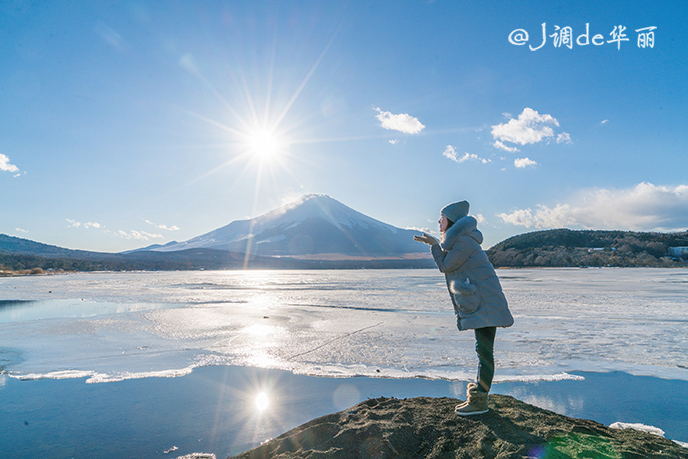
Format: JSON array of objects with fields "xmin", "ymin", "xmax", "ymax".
[{"xmin": 449, "ymin": 277, "xmax": 481, "ymax": 315}]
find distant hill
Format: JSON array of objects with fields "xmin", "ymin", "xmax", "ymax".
[
  {"xmin": 4, "ymin": 222, "xmax": 688, "ymax": 272},
  {"xmin": 0, "ymin": 233, "xmax": 97, "ymax": 258},
  {"xmin": 487, "ymin": 229, "xmax": 688, "ymax": 267},
  {"xmin": 0, "ymin": 233, "xmax": 435, "ymax": 272}
]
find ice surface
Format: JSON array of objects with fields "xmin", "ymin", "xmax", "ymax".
[{"xmin": 0, "ymin": 268, "xmax": 686, "ymax": 384}]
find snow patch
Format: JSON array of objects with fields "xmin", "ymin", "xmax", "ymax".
[
  {"xmin": 12, "ymin": 366, "xmax": 196, "ymax": 384},
  {"xmin": 609, "ymin": 421, "xmax": 666, "ymax": 437}
]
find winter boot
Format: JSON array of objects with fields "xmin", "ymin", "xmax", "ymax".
[
  {"xmin": 455, "ymin": 385, "xmax": 489, "ymax": 416},
  {"xmin": 454, "ymin": 382, "xmax": 479, "ymax": 411}
]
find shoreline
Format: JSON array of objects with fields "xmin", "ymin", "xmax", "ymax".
[
  {"xmin": 2, "ymin": 365, "xmax": 687, "ymax": 458},
  {"xmin": 2, "ymin": 265, "xmax": 688, "ymax": 278},
  {"xmin": 6, "ymin": 360, "xmax": 688, "ymax": 385}
]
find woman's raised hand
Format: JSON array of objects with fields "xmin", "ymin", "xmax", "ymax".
[{"xmin": 413, "ymin": 233, "xmax": 439, "ymax": 246}]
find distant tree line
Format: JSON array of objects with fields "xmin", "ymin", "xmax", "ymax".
[
  {"xmin": 487, "ymin": 229, "xmax": 688, "ymax": 267},
  {"xmin": 0, "ymin": 252, "xmax": 139, "ymax": 272},
  {"xmin": 0, "ymin": 250, "xmax": 437, "ymax": 273},
  {"xmin": 3, "ymin": 229, "xmax": 687, "ymax": 272}
]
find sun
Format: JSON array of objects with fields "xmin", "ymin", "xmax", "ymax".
[
  {"xmin": 254, "ymin": 391, "xmax": 270, "ymax": 412},
  {"xmin": 244, "ymin": 128, "xmax": 286, "ymax": 161}
]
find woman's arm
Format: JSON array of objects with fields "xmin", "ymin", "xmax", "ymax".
[{"xmin": 430, "ymin": 238, "xmax": 478, "ymax": 273}]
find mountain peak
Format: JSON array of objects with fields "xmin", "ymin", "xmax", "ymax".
[
  {"xmin": 283, "ymin": 193, "xmax": 337, "ymax": 208},
  {"xmin": 266, "ymin": 193, "xmax": 345, "ymax": 220},
  {"xmin": 302, "ymin": 193, "xmax": 334, "ymax": 200},
  {"xmin": 126, "ymin": 194, "xmax": 428, "ymax": 258}
]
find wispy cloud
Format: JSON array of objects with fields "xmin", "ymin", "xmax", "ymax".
[
  {"xmin": 94, "ymin": 22, "xmax": 124, "ymax": 51},
  {"xmin": 493, "ymin": 140, "xmax": 519, "ymax": 152},
  {"xmin": 442, "ymin": 145, "xmax": 491, "ymax": 164},
  {"xmin": 556, "ymin": 132, "xmax": 572, "ymax": 144},
  {"xmin": 374, "ymin": 107, "xmax": 425, "ymax": 134},
  {"xmin": 491, "ymin": 107, "xmax": 570, "ymax": 151},
  {"xmin": 66, "ymin": 219, "xmax": 103, "ymax": 229},
  {"xmin": 497, "ymin": 182, "xmax": 688, "ymax": 231},
  {"xmin": 115, "ymin": 230, "xmax": 163, "ymax": 241},
  {"xmin": 600, "ymin": 119, "xmax": 609, "ymax": 125},
  {"xmin": 387, "ymin": 139, "xmax": 399, "ymax": 145},
  {"xmin": 442, "ymin": 145, "xmax": 459, "ymax": 161},
  {"xmin": 514, "ymin": 157, "xmax": 538, "ymax": 168},
  {"xmin": 15, "ymin": 227, "xmax": 28, "ymax": 234},
  {"xmin": 0, "ymin": 153, "xmax": 19, "ymax": 174},
  {"xmin": 459, "ymin": 152, "xmax": 491, "ymax": 164},
  {"xmin": 65, "ymin": 217, "xmax": 164, "ymax": 241},
  {"xmin": 179, "ymin": 53, "xmax": 199, "ymax": 75},
  {"xmin": 144, "ymin": 219, "xmax": 180, "ymax": 231}
]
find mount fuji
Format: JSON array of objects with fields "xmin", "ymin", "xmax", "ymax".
[{"xmin": 127, "ymin": 194, "xmax": 431, "ymax": 260}]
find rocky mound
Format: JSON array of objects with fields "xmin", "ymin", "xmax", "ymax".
[{"xmin": 232, "ymin": 395, "xmax": 686, "ymax": 458}]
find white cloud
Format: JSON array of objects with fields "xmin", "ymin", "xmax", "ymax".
[
  {"xmin": 116, "ymin": 230, "xmax": 163, "ymax": 241},
  {"xmin": 600, "ymin": 119, "xmax": 609, "ymax": 125},
  {"xmin": 387, "ymin": 139, "xmax": 399, "ymax": 145},
  {"xmin": 460, "ymin": 152, "xmax": 491, "ymax": 164},
  {"xmin": 497, "ymin": 182, "xmax": 688, "ymax": 231},
  {"xmin": 15, "ymin": 227, "xmax": 28, "ymax": 234},
  {"xmin": 442, "ymin": 145, "xmax": 459, "ymax": 161},
  {"xmin": 494, "ymin": 140, "xmax": 519, "ymax": 152},
  {"xmin": 65, "ymin": 218, "xmax": 165, "ymax": 241},
  {"xmin": 442, "ymin": 145, "xmax": 491, "ymax": 164},
  {"xmin": 475, "ymin": 214, "xmax": 486, "ymax": 224},
  {"xmin": 491, "ymin": 107, "xmax": 570, "ymax": 151},
  {"xmin": 374, "ymin": 107, "xmax": 425, "ymax": 134},
  {"xmin": 492, "ymin": 107, "xmax": 559, "ymax": 145},
  {"xmin": 66, "ymin": 219, "xmax": 102, "ymax": 229},
  {"xmin": 0, "ymin": 154, "xmax": 19, "ymax": 173},
  {"xmin": 556, "ymin": 132, "xmax": 572, "ymax": 144},
  {"xmin": 144, "ymin": 219, "xmax": 180, "ymax": 231},
  {"xmin": 514, "ymin": 157, "xmax": 538, "ymax": 168}
]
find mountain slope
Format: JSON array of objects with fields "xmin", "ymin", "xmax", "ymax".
[
  {"xmin": 131, "ymin": 194, "xmax": 429, "ymax": 259},
  {"xmin": 0, "ymin": 234, "xmax": 111, "ymax": 259}
]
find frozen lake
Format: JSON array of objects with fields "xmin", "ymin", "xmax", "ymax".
[{"xmin": 1, "ymin": 268, "xmax": 686, "ymax": 384}]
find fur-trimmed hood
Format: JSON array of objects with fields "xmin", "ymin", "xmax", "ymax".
[{"xmin": 440, "ymin": 216, "xmax": 483, "ymax": 251}]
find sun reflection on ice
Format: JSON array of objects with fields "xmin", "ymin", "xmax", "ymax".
[{"xmin": 242, "ymin": 323, "xmax": 275, "ymax": 338}]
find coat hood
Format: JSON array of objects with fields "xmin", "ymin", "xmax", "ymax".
[{"xmin": 440, "ymin": 215, "xmax": 483, "ymax": 250}]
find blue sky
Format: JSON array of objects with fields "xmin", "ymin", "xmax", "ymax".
[{"xmin": 2, "ymin": 0, "xmax": 686, "ymax": 251}]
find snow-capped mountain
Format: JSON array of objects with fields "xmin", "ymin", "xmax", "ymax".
[{"xmin": 129, "ymin": 194, "xmax": 431, "ymax": 260}]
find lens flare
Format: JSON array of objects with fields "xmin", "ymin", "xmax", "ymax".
[{"xmin": 254, "ymin": 391, "xmax": 270, "ymax": 412}]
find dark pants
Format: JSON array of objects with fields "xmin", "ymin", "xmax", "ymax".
[{"xmin": 474, "ymin": 326, "xmax": 496, "ymax": 392}]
